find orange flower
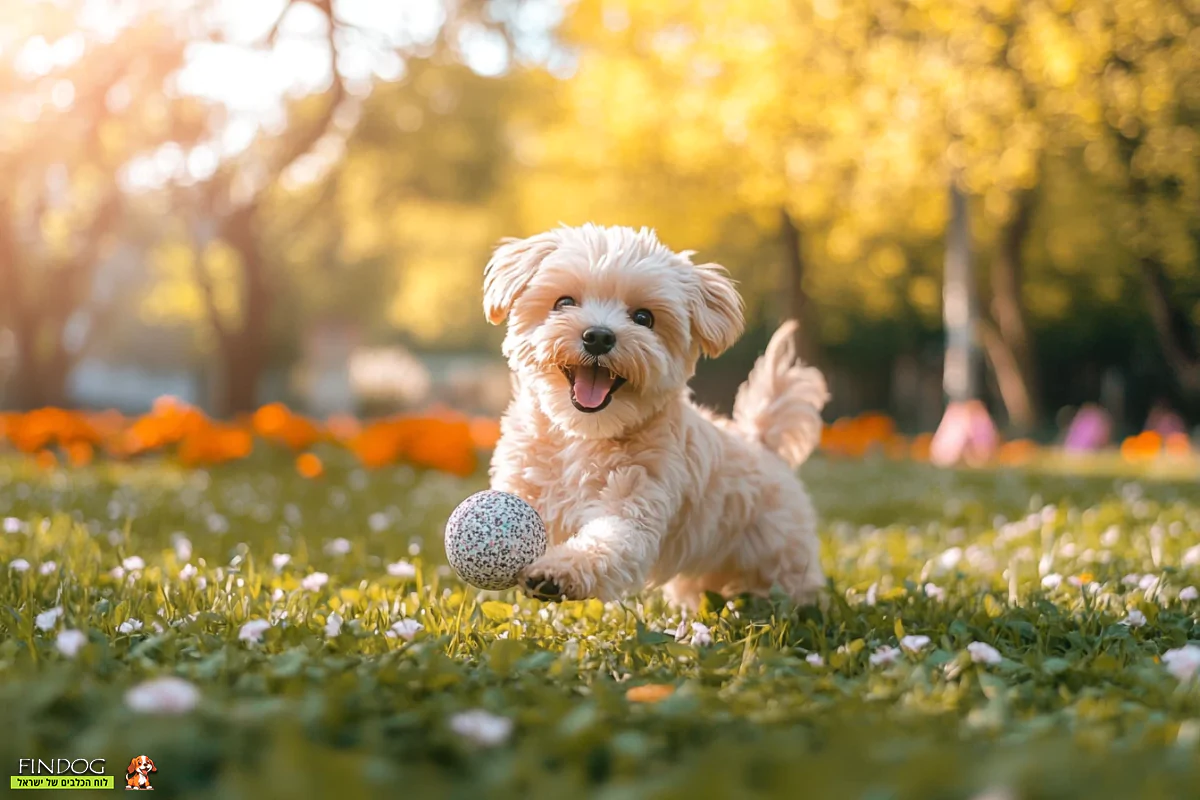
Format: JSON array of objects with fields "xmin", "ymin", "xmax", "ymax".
[
  {"xmin": 910, "ymin": 433, "xmax": 934, "ymax": 462},
  {"xmin": 296, "ymin": 453, "xmax": 324, "ymax": 479},
  {"xmin": 66, "ymin": 441, "xmax": 94, "ymax": 468},
  {"xmin": 1165, "ymin": 432, "xmax": 1192, "ymax": 459},
  {"xmin": 326, "ymin": 414, "xmax": 361, "ymax": 443},
  {"xmin": 253, "ymin": 403, "xmax": 323, "ymax": 450},
  {"xmin": 998, "ymin": 439, "xmax": 1038, "ymax": 466},
  {"xmin": 1121, "ymin": 431, "xmax": 1162, "ymax": 463},
  {"xmin": 625, "ymin": 684, "xmax": 675, "ymax": 703},
  {"xmin": 469, "ymin": 418, "xmax": 502, "ymax": 450},
  {"xmin": 178, "ymin": 422, "xmax": 253, "ymax": 466},
  {"xmin": 35, "ymin": 449, "xmax": 58, "ymax": 470}
]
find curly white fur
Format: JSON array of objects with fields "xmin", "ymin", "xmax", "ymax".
[{"xmin": 484, "ymin": 224, "xmax": 828, "ymax": 607}]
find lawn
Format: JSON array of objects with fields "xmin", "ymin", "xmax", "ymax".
[{"xmin": 1, "ymin": 452, "xmax": 1199, "ymax": 798}]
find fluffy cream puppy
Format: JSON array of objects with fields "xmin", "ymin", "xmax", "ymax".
[{"xmin": 484, "ymin": 224, "xmax": 829, "ymax": 608}]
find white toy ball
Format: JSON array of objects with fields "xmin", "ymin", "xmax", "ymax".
[{"xmin": 444, "ymin": 490, "xmax": 547, "ymax": 591}]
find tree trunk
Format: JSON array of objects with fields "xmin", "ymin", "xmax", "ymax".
[
  {"xmin": 986, "ymin": 189, "xmax": 1040, "ymax": 431},
  {"xmin": 943, "ymin": 180, "xmax": 980, "ymax": 402},
  {"xmin": 1138, "ymin": 255, "xmax": 1200, "ymax": 395},
  {"xmin": 779, "ymin": 208, "xmax": 820, "ymax": 364},
  {"xmin": 211, "ymin": 209, "xmax": 271, "ymax": 416}
]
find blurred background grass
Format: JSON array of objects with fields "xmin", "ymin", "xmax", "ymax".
[{"xmin": 1, "ymin": 0, "xmax": 1199, "ymax": 443}]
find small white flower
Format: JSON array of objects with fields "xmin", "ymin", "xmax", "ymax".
[
  {"xmin": 122, "ymin": 556, "xmax": 145, "ymax": 571},
  {"xmin": 271, "ymin": 588, "xmax": 285, "ymax": 602},
  {"xmin": 900, "ymin": 635, "xmax": 932, "ymax": 653},
  {"xmin": 368, "ymin": 512, "xmax": 390, "ymax": 532},
  {"xmin": 1184, "ymin": 545, "xmax": 1200, "ymax": 567},
  {"xmin": 1163, "ymin": 645, "xmax": 1200, "ymax": 683},
  {"xmin": 1041, "ymin": 573, "xmax": 1063, "ymax": 590},
  {"xmin": 109, "ymin": 566, "xmax": 125, "ymax": 580},
  {"xmin": 35, "ymin": 606, "xmax": 63, "ymax": 631},
  {"xmin": 967, "ymin": 642, "xmax": 1002, "ymax": 665},
  {"xmin": 195, "ymin": 576, "xmax": 207, "ymax": 590},
  {"xmin": 238, "ymin": 619, "xmax": 271, "ymax": 643},
  {"xmin": 117, "ymin": 619, "xmax": 143, "ymax": 634},
  {"xmin": 56, "ymin": 629, "xmax": 87, "ymax": 658},
  {"xmin": 1138, "ymin": 575, "xmax": 1158, "ymax": 591},
  {"xmin": 386, "ymin": 560, "xmax": 417, "ymax": 579},
  {"xmin": 1122, "ymin": 609, "xmax": 1147, "ymax": 628},
  {"xmin": 938, "ymin": 547, "xmax": 963, "ymax": 570},
  {"xmin": 1180, "ymin": 586, "xmax": 1199, "ymax": 602},
  {"xmin": 386, "ymin": 618, "xmax": 423, "ymax": 641},
  {"xmin": 206, "ymin": 513, "xmax": 228, "ymax": 534},
  {"xmin": 324, "ymin": 538, "xmax": 351, "ymax": 556},
  {"xmin": 301, "ymin": 572, "xmax": 329, "ymax": 592},
  {"xmin": 10, "ymin": 558, "xmax": 30, "ymax": 572},
  {"xmin": 272, "ymin": 553, "xmax": 291, "ymax": 570},
  {"xmin": 3, "ymin": 517, "xmax": 22, "ymax": 534},
  {"xmin": 449, "ymin": 709, "xmax": 512, "ymax": 747},
  {"xmin": 869, "ymin": 645, "xmax": 900, "ymax": 666},
  {"xmin": 923, "ymin": 583, "xmax": 945, "ymax": 601},
  {"xmin": 173, "ymin": 535, "xmax": 192, "ymax": 562},
  {"xmin": 324, "ymin": 612, "xmax": 343, "ymax": 638},
  {"xmin": 179, "ymin": 563, "xmax": 198, "ymax": 580},
  {"xmin": 805, "ymin": 653, "xmax": 824, "ymax": 666},
  {"xmin": 39, "ymin": 561, "xmax": 57, "ymax": 575},
  {"xmin": 864, "ymin": 583, "xmax": 878, "ymax": 606},
  {"xmin": 124, "ymin": 676, "xmax": 201, "ymax": 715},
  {"xmin": 1121, "ymin": 573, "xmax": 1143, "ymax": 587},
  {"xmin": 690, "ymin": 621, "xmax": 713, "ymax": 647}
]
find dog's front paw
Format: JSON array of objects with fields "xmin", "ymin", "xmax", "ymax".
[{"xmin": 520, "ymin": 551, "xmax": 594, "ymax": 602}]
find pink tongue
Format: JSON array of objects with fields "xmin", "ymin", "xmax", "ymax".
[{"xmin": 573, "ymin": 365, "xmax": 616, "ymax": 409}]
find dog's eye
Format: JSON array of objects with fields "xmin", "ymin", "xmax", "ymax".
[
  {"xmin": 631, "ymin": 309, "xmax": 654, "ymax": 328},
  {"xmin": 554, "ymin": 296, "xmax": 576, "ymax": 311}
]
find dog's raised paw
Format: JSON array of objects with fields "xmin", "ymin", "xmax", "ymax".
[{"xmin": 523, "ymin": 574, "xmax": 564, "ymax": 601}]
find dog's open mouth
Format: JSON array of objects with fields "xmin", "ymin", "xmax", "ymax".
[{"xmin": 561, "ymin": 364, "xmax": 626, "ymax": 413}]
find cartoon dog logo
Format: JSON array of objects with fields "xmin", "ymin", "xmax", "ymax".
[{"xmin": 124, "ymin": 755, "xmax": 156, "ymax": 790}]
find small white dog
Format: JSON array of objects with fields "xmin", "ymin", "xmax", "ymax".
[{"xmin": 484, "ymin": 224, "xmax": 829, "ymax": 608}]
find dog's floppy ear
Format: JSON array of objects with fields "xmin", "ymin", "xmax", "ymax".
[
  {"xmin": 483, "ymin": 232, "xmax": 558, "ymax": 325},
  {"xmin": 690, "ymin": 262, "xmax": 745, "ymax": 358},
  {"xmin": 147, "ymin": 758, "xmax": 157, "ymax": 773},
  {"xmin": 126, "ymin": 759, "xmax": 139, "ymax": 775}
]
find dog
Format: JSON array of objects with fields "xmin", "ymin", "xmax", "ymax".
[
  {"xmin": 125, "ymin": 755, "xmax": 155, "ymax": 790},
  {"xmin": 484, "ymin": 224, "xmax": 829, "ymax": 608}
]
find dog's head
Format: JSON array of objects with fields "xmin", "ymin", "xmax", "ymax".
[
  {"xmin": 484, "ymin": 224, "xmax": 743, "ymax": 439},
  {"xmin": 126, "ymin": 756, "xmax": 155, "ymax": 776}
]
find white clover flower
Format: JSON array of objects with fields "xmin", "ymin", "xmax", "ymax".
[
  {"xmin": 238, "ymin": 619, "xmax": 271, "ymax": 644},
  {"xmin": 206, "ymin": 514, "xmax": 229, "ymax": 534},
  {"xmin": 173, "ymin": 535, "xmax": 192, "ymax": 562},
  {"xmin": 117, "ymin": 619, "xmax": 143, "ymax": 634},
  {"xmin": 900, "ymin": 635, "xmax": 932, "ymax": 653},
  {"xmin": 1180, "ymin": 586, "xmax": 1199, "ymax": 602},
  {"xmin": 1121, "ymin": 574, "xmax": 1143, "ymax": 586},
  {"xmin": 1163, "ymin": 645, "xmax": 1200, "ymax": 683},
  {"xmin": 179, "ymin": 563, "xmax": 198, "ymax": 581},
  {"xmin": 1184, "ymin": 545, "xmax": 1200, "ymax": 567},
  {"xmin": 195, "ymin": 576, "xmax": 207, "ymax": 590},
  {"xmin": 35, "ymin": 606, "xmax": 63, "ymax": 632},
  {"xmin": 56, "ymin": 629, "xmax": 87, "ymax": 658},
  {"xmin": 923, "ymin": 583, "xmax": 946, "ymax": 601},
  {"xmin": 386, "ymin": 560, "xmax": 417, "ymax": 579},
  {"xmin": 1138, "ymin": 575, "xmax": 1158, "ymax": 591},
  {"xmin": 1122, "ymin": 609, "xmax": 1147, "ymax": 628},
  {"xmin": 449, "ymin": 710, "xmax": 513, "ymax": 747},
  {"xmin": 3, "ymin": 517, "xmax": 22, "ymax": 534},
  {"xmin": 10, "ymin": 558, "xmax": 30, "ymax": 572},
  {"xmin": 324, "ymin": 538, "xmax": 352, "ymax": 556},
  {"xmin": 109, "ymin": 566, "xmax": 125, "ymax": 580},
  {"xmin": 271, "ymin": 553, "xmax": 291, "ymax": 570},
  {"xmin": 386, "ymin": 618, "xmax": 423, "ymax": 641},
  {"xmin": 122, "ymin": 556, "xmax": 145, "ymax": 572},
  {"xmin": 38, "ymin": 561, "xmax": 57, "ymax": 575},
  {"xmin": 324, "ymin": 612, "xmax": 343, "ymax": 638},
  {"xmin": 1041, "ymin": 573, "xmax": 1063, "ymax": 590},
  {"xmin": 967, "ymin": 642, "xmax": 1002, "ymax": 665},
  {"xmin": 301, "ymin": 572, "xmax": 329, "ymax": 592},
  {"xmin": 368, "ymin": 512, "xmax": 390, "ymax": 532},
  {"xmin": 869, "ymin": 645, "xmax": 900, "ymax": 666},
  {"xmin": 125, "ymin": 676, "xmax": 201, "ymax": 715},
  {"xmin": 938, "ymin": 548, "xmax": 963, "ymax": 570},
  {"xmin": 690, "ymin": 622, "xmax": 713, "ymax": 647},
  {"xmin": 271, "ymin": 588, "xmax": 285, "ymax": 603},
  {"xmin": 805, "ymin": 653, "xmax": 825, "ymax": 667}
]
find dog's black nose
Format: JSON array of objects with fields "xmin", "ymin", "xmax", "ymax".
[{"xmin": 582, "ymin": 326, "xmax": 616, "ymax": 355}]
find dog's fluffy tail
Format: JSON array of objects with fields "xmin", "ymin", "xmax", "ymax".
[{"xmin": 732, "ymin": 321, "xmax": 829, "ymax": 468}]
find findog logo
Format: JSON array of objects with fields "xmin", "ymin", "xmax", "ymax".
[{"xmin": 124, "ymin": 755, "xmax": 157, "ymax": 791}]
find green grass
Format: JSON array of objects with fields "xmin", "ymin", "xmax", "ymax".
[{"xmin": 1, "ymin": 452, "xmax": 1199, "ymax": 799}]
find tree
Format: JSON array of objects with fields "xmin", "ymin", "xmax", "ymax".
[{"xmin": 0, "ymin": 4, "xmax": 203, "ymax": 408}]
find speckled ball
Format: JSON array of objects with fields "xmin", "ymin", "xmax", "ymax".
[{"xmin": 444, "ymin": 490, "xmax": 547, "ymax": 591}]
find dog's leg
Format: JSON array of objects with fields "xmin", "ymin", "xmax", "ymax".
[{"xmin": 521, "ymin": 466, "xmax": 673, "ymax": 602}]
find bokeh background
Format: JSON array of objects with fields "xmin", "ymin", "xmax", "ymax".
[{"xmin": 2, "ymin": 0, "xmax": 1199, "ymax": 445}]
